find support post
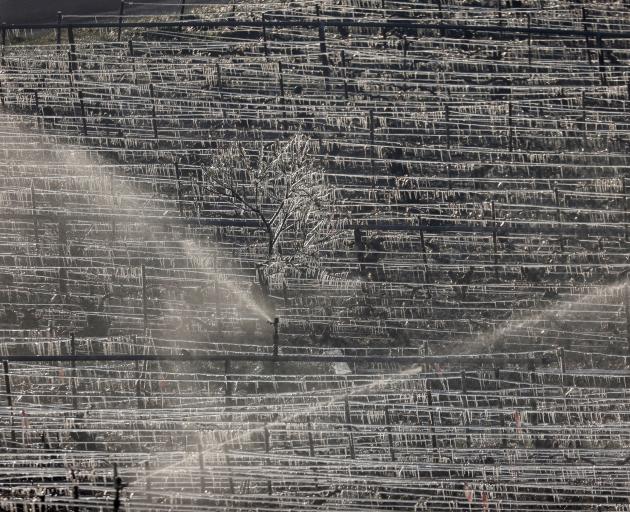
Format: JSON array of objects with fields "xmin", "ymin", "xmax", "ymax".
[
  {"xmin": 134, "ymin": 337, "xmax": 143, "ymax": 410},
  {"xmin": 277, "ymin": 61, "xmax": 285, "ymax": 100},
  {"xmin": 197, "ymin": 434, "xmax": 206, "ymax": 493},
  {"xmin": 58, "ymin": 219, "xmax": 67, "ymax": 295},
  {"xmin": 223, "ymin": 447, "xmax": 235, "ymax": 493},
  {"xmin": 224, "ymin": 359, "xmax": 233, "ymax": 407},
  {"xmin": 581, "ymin": 90, "xmax": 587, "ymax": 149},
  {"xmin": 216, "ymin": 64, "xmax": 226, "ymax": 120},
  {"xmin": 340, "ymin": 50, "xmax": 349, "ymax": 100},
  {"xmin": 625, "ymin": 283, "xmax": 630, "ymax": 356},
  {"xmin": 174, "ymin": 162, "xmax": 183, "ymax": 215},
  {"xmin": 445, "ymin": 104, "xmax": 451, "ymax": 188},
  {"xmin": 508, "ymin": 100, "xmax": 513, "ymax": 153},
  {"xmin": 144, "ymin": 460, "xmax": 151, "ymax": 502},
  {"xmin": 272, "ymin": 318, "xmax": 279, "ymax": 358},
  {"xmin": 113, "ymin": 464, "xmax": 122, "ymax": 512},
  {"xmin": 582, "ymin": 8, "xmax": 592, "ymax": 65},
  {"xmin": 527, "ymin": 13, "xmax": 532, "ymax": 65},
  {"xmin": 1, "ymin": 23, "xmax": 6, "ymax": 69},
  {"xmin": 495, "ymin": 367, "xmax": 506, "ymax": 448},
  {"xmin": 315, "ymin": 6, "xmax": 330, "ymax": 92},
  {"xmin": 369, "ymin": 109, "xmax": 375, "ymax": 176},
  {"xmin": 622, "ymin": 177, "xmax": 628, "ymax": 241},
  {"xmin": 110, "ymin": 173, "xmax": 117, "ymax": 245},
  {"xmin": 554, "ymin": 188, "xmax": 564, "ymax": 255},
  {"xmin": 70, "ymin": 333, "xmax": 78, "ymax": 410},
  {"xmin": 77, "ymin": 89, "xmax": 88, "ymax": 136},
  {"xmin": 141, "ymin": 264, "xmax": 148, "ymax": 332},
  {"xmin": 491, "ymin": 201, "xmax": 498, "ymax": 278},
  {"xmin": 179, "ymin": 0, "xmax": 187, "ymax": 21},
  {"xmin": 263, "ymin": 424, "xmax": 272, "ymax": 494},
  {"xmin": 2, "ymin": 360, "xmax": 15, "ymax": 444},
  {"xmin": 31, "ymin": 184, "xmax": 39, "ymax": 250},
  {"xmin": 426, "ymin": 389, "xmax": 438, "ymax": 460},
  {"xmin": 419, "ymin": 216, "xmax": 430, "ymax": 284},
  {"xmin": 67, "ymin": 25, "xmax": 77, "ymax": 74},
  {"xmin": 597, "ymin": 35, "xmax": 606, "ymax": 86},
  {"xmin": 461, "ymin": 370, "xmax": 471, "ymax": 448},
  {"xmin": 117, "ymin": 1, "xmax": 125, "ymax": 42},
  {"xmin": 261, "ymin": 14, "xmax": 269, "ymax": 57},
  {"xmin": 307, "ymin": 416, "xmax": 315, "ymax": 457},
  {"xmin": 2, "ymin": 360, "xmax": 12, "ymax": 408},
  {"xmin": 384, "ymin": 405, "xmax": 396, "ymax": 462},
  {"xmin": 56, "ymin": 12, "xmax": 62, "ymax": 48},
  {"xmin": 344, "ymin": 396, "xmax": 356, "ymax": 459},
  {"xmin": 149, "ymin": 83, "xmax": 158, "ymax": 140}
]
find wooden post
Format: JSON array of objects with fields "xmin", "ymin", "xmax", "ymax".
[
  {"xmin": 384, "ymin": 405, "xmax": 396, "ymax": 462},
  {"xmin": 307, "ymin": 416, "xmax": 315, "ymax": 457},
  {"xmin": 527, "ymin": 13, "xmax": 532, "ymax": 65},
  {"xmin": 436, "ymin": 0, "xmax": 444, "ymax": 37},
  {"xmin": 56, "ymin": 12, "xmax": 62, "ymax": 48},
  {"xmin": 581, "ymin": 90, "xmax": 587, "ymax": 149},
  {"xmin": 272, "ymin": 318, "xmax": 279, "ymax": 358},
  {"xmin": 426, "ymin": 389, "xmax": 437, "ymax": 460},
  {"xmin": 508, "ymin": 100, "xmax": 513, "ymax": 153},
  {"xmin": 77, "ymin": 89, "xmax": 88, "ymax": 136},
  {"xmin": 369, "ymin": 109, "xmax": 375, "ymax": 176},
  {"xmin": 2, "ymin": 360, "xmax": 12, "ymax": 409},
  {"xmin": 223, "ymin": 447, "xmax": 235, "ymax": 493},
  {"xmin": 197, "ymin": 434, "xmax": 206, "ymax": 493},
  {"xmin": 344, "ymin": 396, "xmax": 356, "ymax": 459},
  {"xmin": 174, "ymin": 163, "xmax": 183, "ymax": 215},
  {"xmin": 58, "ymin": 219, "xmax": 67, "ymax": 295},
  {"xmin": 134, "ymin": 337, "xmax": 143, "ymax": 410},
  {"xmin": 315, "ymin": 6, "xmax": 330, "ymax": 92},
  {"xmin": 110, "ymin": 173, "xmax": 117, "ymax": 245},
  {"xmin": 582, "ymin": 8, "xmax": 592, "ymax": 65},
  {"xmin": 461, "ymin": 370, "xmax": 471, "ymax": 448},
  {"xmin": 113, "ymin": 464, "xmax": 122, "ymax": 512},
  {"xmin": 224, "ymin": 359, "xmax": 233, "ymax": 407},
  {"xmin": 340, "ymin": 50, "xmax": 349, "ymax": 100},
  {"xmin": 2, "ymin": 360, "xmax": 15, "ymax": 444},
  {"xmin": 144, "ymin": 460, "xmax": 151, "ymax": 502},
  {"xmin": 117, "ymin": 1, "xmax": 125, "ymax": 42},
  {"xmin": 419, "ymin": 216, "xmax": 430, "ymax": 284},
  {"xmin": 261, "ymin": 14, "xmax": 269, "ymax": 57},
  {"xmin": 179, "ymin": 0, "xmax": 187, "ymax": 21},
  {"xmin": 1, "ymin": 23, "xmax": 6, "ymax": 69},
  {"xmin": 263, "ymin": 424, "xmax": 272, "ymax": 494},
  {"xmin": 621, "ymin": 177, "xmax": 628, "ymax": 241},
  {"xmin": 70, "ymin": 333, "xmax": 78, "ymax": 410},
  {"xmin": 445, "ymin": 104, "xmax": 451, "ymax": 189},
  {"xmin": 625, "ymin": 283, "xmax": 630, "ymax": 356},
  {"xmin": 554, "ymin": 188, "xmax": 564, "ymax": 255},
  {"xmin": 149, "ymin": 83, "xmax": 158, "ymax": 140},
  {"xmin": 128, "ymin": 39, "xmax": 134, "ymax": 57},
  {"xmin": 67, "ymin": 25, "xmax": 77, "ymax": 75},
  {"xmin": 491, "ymin": 201, "xmax": 498, "ymax": 278},
  {"xmin": 30, "ymin": 185, "xmax": 39, "ymax": 251},
  {"xmin": 495, "ymin": 367, "xmax": 506, "ymax": 448},
  {"xmin": 141, "ymin": 264, "xmax": 148, "ymax": 332},
  {"xmin": 277, "ymin": 62, "xmax": 285, "ymax": 100},
  {"xmin": 597, "ymin": 35, "xmax": 606, "ymax": 86}
]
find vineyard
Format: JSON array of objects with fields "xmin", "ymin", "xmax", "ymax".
[{"xmin": 1, "ymin": 0, "xmax": 630, "ymax": 510}]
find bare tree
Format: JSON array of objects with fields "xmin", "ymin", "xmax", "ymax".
[{"xmin": 201, "ymin": 134, "xmax": 338, "ymax": 290}]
